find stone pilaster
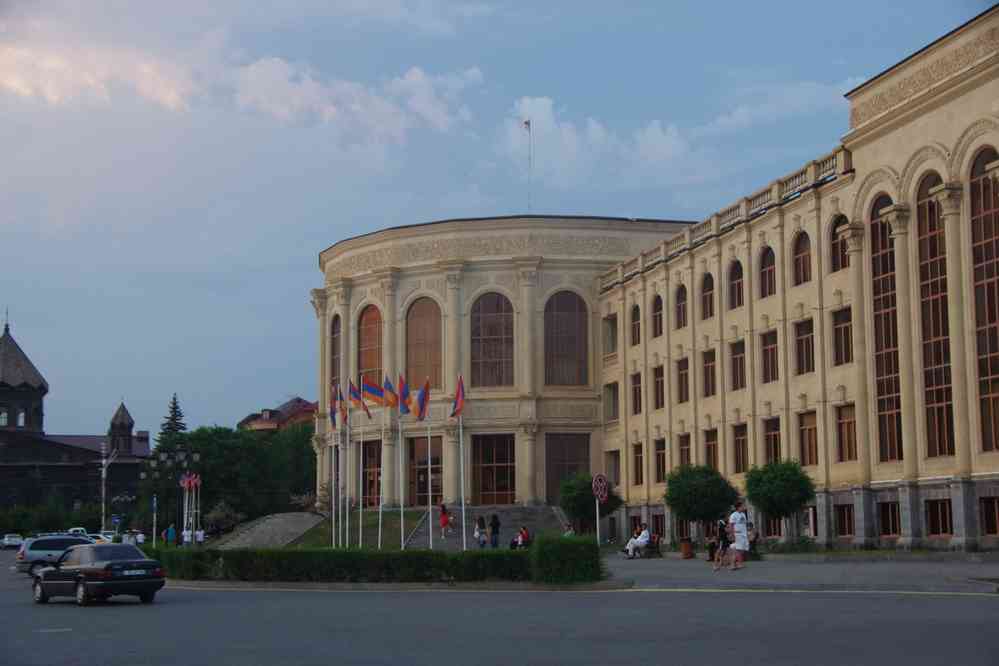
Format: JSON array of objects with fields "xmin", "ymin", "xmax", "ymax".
[
  {"xmin": 443, "ymin": 424, "xmax": 459, "ymax": 504},
  {"xmin": 845, "ymin": 223, "xmax": 872, "ymax": 484},
  {"xmin": 516, "ymin": 422, "xmax": 539, "ymax": 505},
  {"xmin": 897, "ymin": 481, "xmax": 922, "ymax": 549},
  {"xmin": 440, "ymin": 261, "xmax": 464, "ymax": 395},
  {"xmin": 851, "ymin": 486, "xmax": 875, "ymax": 548},
  {"xmin": 310, "ymin": 289, "xmax": 329, "ymax": 428},
  {"xmin": 882, "ymin": 204, "xmax": 918, "ymax": 480},
  {"xmin": 949, "ymin": 478, "xmax": 979, "ymax": 551},
  {"xmin": 517, "ymin": 258, "xmax": 541, "ymax": 397},
  {"xmin": 814, "ymin": 490, "xmax": 831, "ymax": 548}
]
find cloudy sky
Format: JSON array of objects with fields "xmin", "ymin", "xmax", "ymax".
[{"xmin": 1, "ymin": 1, "xmax": 987, "ymax": 436}]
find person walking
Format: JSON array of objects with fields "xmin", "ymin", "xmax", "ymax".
[
  {"xmin": 488, "ymin": 514, "xmax": 501, "ymax": 549},
  {"xmin": 439, "ymin": 503, "xmax": 450, "ymax": 540},
  {"xmin": 474, "ymin": 516, "xmax": 487, "ymax": 549},
  {"xmin": 728, "ymin": 500, "xmax": 749, "ymax": 571},
  {"xmin": 165, "ymin": 524, "xmax": 176, "ymax": 548},
  {"xmin": 712, "ymin": 519, "xmax": 730, "ymax": 572}
]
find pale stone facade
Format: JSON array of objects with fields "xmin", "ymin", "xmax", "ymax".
[{"xmin": 314, "ymin": 8, "xmax": 999, "ymax": 549}]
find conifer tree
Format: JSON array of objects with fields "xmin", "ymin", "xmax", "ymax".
[{"xmin": 158, "ymin": 393, "xmax": 187, "ymax": 443}]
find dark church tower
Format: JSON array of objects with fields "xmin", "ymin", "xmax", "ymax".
[
  {"xmin": 0, "ymin": 322, "xmax": 49, "ymax": 433},
  {"xmin": 109, "ymin": 402, "xmax": 135, "ymax": 456}
]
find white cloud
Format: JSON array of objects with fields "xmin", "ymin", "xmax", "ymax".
[{"xmin": 386, "ymin": 66, "xmax": 482, "ymax": 131}]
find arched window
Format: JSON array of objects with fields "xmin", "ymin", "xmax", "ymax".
[
  {"xmin": 544, "ymin": 291, "xmax": 588, "ymax": 386},
  {"xmin": 792, "ymin": 233, "xmax": 811, "ymax": 285},
  {"xmin": 675, "ymin": 285, "xmax": 688, "ymax": 329},
  {"xmin": 971, "ymin": 146, "xmax": 999, "ymax": 452},
  {"xmin": 651, "ymin": 295, "xmax": 663, "ymax": 338},
  {"xmin": 870, "ymin": 193, "xmax": 902, "ymax": 462},
  {"xmin": 330, "ymin": 315, "xmax": 341, "ymax": 391},
  {"xmin": 630, "ymin": 304, "xmax": 641, "ymax": 346},
  {"xmin": 830, "ymin": 216, "xmax": 850, "ymax": 273},
  {"xmin": 916, "ymin": 171, "xmax": 954, "ymax": 458},
  {"xmin": 407, "ymin": 298, "xmax": 442, "ymax": 389},
  {"xmin": 759, "ymin": 247, "xmax": 776, "ymax": 298},
  {"xmin": 701, "ymin": 274, "xmax": 714, "ymax": 320},
  {"xmin": 471, "ymin": 292, "xmax": 514, "ymax": 387},
  {"xmin": 357, "ymin": 305, "xmax": 382, "ymax": 388},
  {"xmin": 728, "ymin": 261, "xmax": 743, "ymax": 310}
]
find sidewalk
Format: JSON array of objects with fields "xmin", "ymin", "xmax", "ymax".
[{"xmin": 606, "ymin": 555, "xmax": 999, "ymax": 593}]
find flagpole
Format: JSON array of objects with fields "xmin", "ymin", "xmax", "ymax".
[
  {"xmin": 359, "ymin": 417, "xmax": 364, "ymax": 549},
  {"xmin": 526, "ymin": 119, "xmax": 533, "ymax": 213},
  {"xmin": 427, "ymin": 416, "xmax": 432, "ymax": 551},
  {"xmin": 459, "ymin": 413, "xmax": 467, "ymax": 551},
  {"xmin": 346, "ymin": 410, "xmax": 351, "ymax": 548},
  {"xmin": 399, "ymin": 408, "xmax": 404, "ymax": 550},
  {"xmin": 329, "ymin": 439, "xmax": 334, "ymax": 549},
  {"xmin": 378, "ymin": 404, "xmax": 385, "ymax": 550}
]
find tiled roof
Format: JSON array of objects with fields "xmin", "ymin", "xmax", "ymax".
[{"xmin": 0, "ymin": 323, "xmax": 48, "ymax": 392}]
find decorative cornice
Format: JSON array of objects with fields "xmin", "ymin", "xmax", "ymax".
[
  {"xmin": 850, "ymin": 26, "xmax": 999, "ymax": 129},
  {"xmin": 929, "ymin": 182, "xmax": 963, "ymax": 216},
  {"xmin": 310, "ymin": 289, "xmax": 327, "ymax": 319}
]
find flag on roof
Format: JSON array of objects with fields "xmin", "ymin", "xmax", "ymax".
[{"xmin": 523, "ymin": 118, "xmax": 531, "ymax": 131}]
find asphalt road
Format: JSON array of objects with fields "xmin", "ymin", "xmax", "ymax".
[{"xmin": 2, "ymin": 550, "xmax": 997, "ymax": 666}]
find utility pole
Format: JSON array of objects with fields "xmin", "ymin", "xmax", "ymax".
[{"xmin": 100, "ymin": 441, "xmax": 119, "ymax": 533}]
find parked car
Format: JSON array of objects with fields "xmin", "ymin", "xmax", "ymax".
[
  {"xmin": 87, "ymin": 534, "xmax": 109, "ymax": 544},
  {"xmin": 32, "ymin": 544, "xmax": 165, "ymax": 605},
  {"xmin": 15, "ymin": 536, "xmax": 94, "ymax": 575},
  {"xmin": 67, "ymin": 527, "xmax": 88, "ymax": 537},
  {"xmin": 3, "ymin": 534, "xmax": 24, "ymax": 549}
]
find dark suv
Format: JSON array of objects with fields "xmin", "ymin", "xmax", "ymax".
[
  {"xmin": 15, "ymin": 536, "xmax": 93, "ymax": 575},
  {"xmin": 32, "ymin": 544, "xmax": 165, "ymax": 605}
]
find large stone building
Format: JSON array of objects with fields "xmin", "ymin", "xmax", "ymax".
[
  {"xmin": 312, "ymin": 7, "xmax": 999, "ymax": 549},
  {"xmin": 0, "ymin": 322, "xmax": 150, "ymax": 508}
]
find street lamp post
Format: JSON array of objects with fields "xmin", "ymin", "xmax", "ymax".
[
  {"xmin": 100, "ymin": 440, "xmax": 119, "ymax": 533},
  {"xmin": 145, "ymin": 447, "xmax": 202, "ymax": 545}
]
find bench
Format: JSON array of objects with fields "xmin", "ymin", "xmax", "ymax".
[{"xmin": 639, "ymin": 535, "xmax": 663, "ymax": 558}]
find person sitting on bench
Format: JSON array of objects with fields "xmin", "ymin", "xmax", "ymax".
[{"xmin": 624, "ymin": 523, "xmax": 650, "ymax": 559}]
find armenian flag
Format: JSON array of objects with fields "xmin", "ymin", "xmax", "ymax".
[
  {"xmin": 383, "ymin": 376, "xmax": 399, "ymax": 408},
  {"xmin": 337, "ymin": 384, "xmax": 348, "ymax": 424},
  {"xmin": 398, "ymin": 375, "xmax": 412, "ymax": 415},
  {"xmin": 415, "ymin": 379, "xmax": 431, "ymax": 421},
  {"xmin": 330, "ymin": 383, "xmax": 338, "ymax": 427},
  {"xmin": 349, "ymin": 380, "xmax": 371, "ymax": 419},
  {"xmin": 361, "ymin": 376, "xmax": 385, "ymax": 406},
  {"xmin": 450, "ymin": 375, "xmax": 465, "ymax": 418}
]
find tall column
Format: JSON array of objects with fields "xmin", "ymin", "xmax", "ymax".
[
  {"xmin": 441, "ymin": 262, "xmax": 464, "ymax": 395},
  {"xmin": 311, "ymin": 289, "xmax": 329, "ymax": 492},
  {"xmin": 517, "ymin": 258, "xmax": 540, "ymax": 397},
  {"xmin": 516, "ymin": 423, "xmax": 539, "ymax": 505},
  {"xmin": 443, "ymin": 424, "xmax": 459, "ymax": 504},
  {"xmin": 844, "ymin": 225, "xmax": 872, "ymax": 483},
  {"xmin": 377, "ymin": 271, "xmax": 398, "ymax": 505}
]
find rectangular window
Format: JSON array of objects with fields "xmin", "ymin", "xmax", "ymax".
[
  {"xmin": 981, "ymin": 497, "xmax": 999, "ymax": 536},
  {"xmin": 835, "ymin": 504, "xmax": 855, "ymax": 537},
  {"xmin": 633, "ymin": 443, "xmax": 644, "ymax": 486},
  {"xmin": 603, "ymin": 383, "xmax": 619, "ymax": 422},
  {"xmin": 733, "ymin": 424, "xmax": 748, "ymax": 473},
  {"xmin": 764, "ymin": 417, "xmax": 781, "ymax": 464},
  {"xmin": 832, "ymin": 308, "xmax": 853, "ymax": 366},
  {"xmin": 795, "ymin": 319, "xmax": 814, "ymax": 375},
  {"xmin": 704, "ymin": 429, "xmax": 718, "ymax": 470},
  {"xmin": 879, "ymin": 502, "xmax": 901, "ymax": 537},
  {"xmin": 730, "ymin": 340, "xmax": 746, "ymax": 390},
  {"xmin": 654, "ymin": 439, "xmax": 667, "ymax": 483},
  {"xmin": 678, "ymin": 434, "xmax": 691, "ymax": 467},
  {"xmin": 799, "ymin": 411, "xmax": 818, "ymax": 466},
  {"xmin": 677, "ymin": 358, "xmax": 689, "ymax": 404},
  {"xmin": 702, "ymin": 284, "xmax": 714, "ymax": 320},
  {"xmin": 761, "ymin": 331, "xmax": 779, "ymax": 383},
  {"xmin": 764, "ymin": 516, "xmax": 783, "ymax": 538},
  {"xmin": 631, "ymin": 373, "xmax": 642, "ymax": 415},
  {"xmin": 926, "ymin": 499, "xmax": 953, "ymax": 536},
  {"xmin": 652, "ymin": 514, "xmax": 666, "ymax": 540},
  {"xmin": 606, "ymin": 450, "xmax": 621, "ymax": 486},
  {"xmin": 676, "ymin": 519, "xmax": 691, "ymax": 540},
  {"xmin": 652, "ymin": 299, "xmax": 663, "ymax": 338},
  {"xmin": 703, "ymin": 349, "xmax": 716, "ymax": 397},
  {"xmin": 602, "ymin": 315, "xmax": 618, "ymax": 356},
  {"xmin": 653, "ymin": 365, "xmax": 665, "ymax": 410},
  {"xmin": 837, "ymin": 405, "xmax": 857, "ymax": 462}
]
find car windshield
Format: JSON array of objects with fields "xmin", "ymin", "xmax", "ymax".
[{"xmin": 92, "ymin": 545, "xmax": 145, "ymax": 561}]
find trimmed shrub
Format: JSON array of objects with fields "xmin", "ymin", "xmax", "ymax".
[
  {"xmin": 529, "ymin": 536, "xmax": 602, "ymax": 584},
  {"xmin": 449, "ymin": 550, "xmax": 530, "ymax": 582}
]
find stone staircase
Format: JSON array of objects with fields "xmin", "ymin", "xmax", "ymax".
[
  {"xmin": 216, "ymin": 512, "xmax": 324, "ymax": 550},
  {"xmin": 404, "ymin": 505, "xmax": 566, "ymax": 552}
]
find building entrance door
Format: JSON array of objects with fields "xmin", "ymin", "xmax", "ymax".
[
  {"xmin": 545, "ymin": 433, "xmax": 590, "ymax": 505},
  {"xmin": 361, "ymin": 440, "xmax": 381, "ymax": 507},
  {"xmin": 408, "ymin": 436, "xmax": 442, "ymax": 506},
  {"xmin": 472, "ymin": 434, "xmax": 516, "ymax": 505}
]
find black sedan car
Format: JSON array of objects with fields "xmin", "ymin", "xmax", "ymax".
[{"xmin": 32, "ymin": 544, "xmax": 165, "ymax": 605}]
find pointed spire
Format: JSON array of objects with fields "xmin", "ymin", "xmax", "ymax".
[
  {"xmin": 0, "ymin": 320, "xmax": 48, "ymax": 392},
  {"xmin": 111, "ymin": 401, "xmax": 134, "ymax": 427}
]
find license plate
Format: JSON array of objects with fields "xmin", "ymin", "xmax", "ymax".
[{"xmin": 123, "ymin": 570, "xmax": 145, "ymax": 576}]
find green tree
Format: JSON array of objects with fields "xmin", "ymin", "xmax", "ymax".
[
  {"xmin": 663, "ymin": 465, "xmax": 739, "ymax": 535},
  {"xmin": 559, "ymin": 473, "xmax": 623, "ymax": 532},
  {"xmin": 745, "ymin": 460, "xmax": 816, "ymax": 524},
  {"xmin": 158, "ymin": 393, "xmax": 187, "ymax": 444}
]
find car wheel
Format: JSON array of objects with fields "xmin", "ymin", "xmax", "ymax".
[
  {"xmin": 33, "ymin": 580, "xmax": 48, "ymax": 604},
  {"xmin": 75, "ymin": 581, "xmax": 90, "ymax": 607},
  {"xmin": 139, "ymin": 591, "xmax": 156, "ymax": 604}
]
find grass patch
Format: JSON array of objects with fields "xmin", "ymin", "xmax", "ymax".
[{"xmin": 289, "ymin": 508, "xmax": 425, "ymax": 550}]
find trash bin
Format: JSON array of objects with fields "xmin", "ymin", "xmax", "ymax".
[{"xmin": 680, "ymin": 538, "xmax": 694, "ymax": 559}]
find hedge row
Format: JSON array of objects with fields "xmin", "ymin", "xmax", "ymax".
[{"xmin": 141, "ymin": 536, "xmax": 601, "ymax": 584}]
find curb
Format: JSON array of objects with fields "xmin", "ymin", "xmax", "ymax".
[{"xmin": 165, "ymin": 578, "xmax": 634, "ymax": 593}]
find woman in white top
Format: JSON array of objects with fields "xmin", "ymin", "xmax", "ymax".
[{"xmin": 728, "ymin": 500, "xmax": 749, "ymax": 570}]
